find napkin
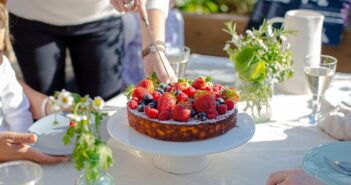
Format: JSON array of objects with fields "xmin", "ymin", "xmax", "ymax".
[{"xmin": 318, "ymin": 99, "xmax": 351, "ymax": 141}]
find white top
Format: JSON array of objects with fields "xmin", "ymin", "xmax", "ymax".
[
  {"xmin": 0, "ymin": 56, "xmax": 33, "ymax": 132},
  {"xmin": 7, "ymin": 0, "xmax": 170, "ymax": 26}
]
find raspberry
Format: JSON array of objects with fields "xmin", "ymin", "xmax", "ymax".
[
  {"xmin": 128, "ymin": 100, "xmax": 138, "ymax": 109},
  {"xmin": 177, "ymin": 92, "xmax": 188, "ymax": 103},
  {"xmin": 205, "ymin": 86, "xmax": 213, "ymax": 92},
  {"xmin": 172, "ymin": 104, "xmax": 191, "ymax": 122},
  {"xmin": 69, "ymin": 120, "xmax": 75, "ymax": 127},
  {"xmin": 225, "ymin": 99, "xmax": 235, "ymax": 110},
  {"xmin": 131, "ymin": 97, "xmax": 139, "ymax": 102},
  {"xmin": 217, "ymin": 104, "xmax": 228, "ymax": 115},
  {"xmin": 147, "ymin": 108, "xmax": 159, "ymax": 119},
  {"xmin": 152, "ymin": 91, "xmax": 161, "ymax": 101},
  {"xmin": 158, "ymin": 111, "xmax": 171, "ymax": 120},
  {"xmin": 144, "ymin": 105, "xmax": 152, "ymax": 114},
  {"xmin": 207, "ymin": 109, "xmax": 218, "ymax": 119}
]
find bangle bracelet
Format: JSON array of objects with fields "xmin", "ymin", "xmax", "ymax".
[
  {"xmin": 40, "ymin": 97, "xmax": 49, "ymax": 118},
  {"xmin": 142, "ymin": 45, "xmax": 166, "ymax": 58},
  {"xmin": 144, "ymin": 41, "xmax": 166, "ymax": 50}
]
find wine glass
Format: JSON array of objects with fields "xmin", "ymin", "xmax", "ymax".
[
  {"xmin": 0, "ymin": 160, "xmax": 43, "ymax": 185},
  {"xmin": 165, "ymin": 46, "xmax": 191, "ymax": 78},
  {"xmin": 304, "ymin": 55, "xmax": 337, "ymax": 125}
]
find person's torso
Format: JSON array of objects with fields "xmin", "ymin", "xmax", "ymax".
[{"xmin": 7, "ymin": 0, "xmax": 121, "ymax": 26}]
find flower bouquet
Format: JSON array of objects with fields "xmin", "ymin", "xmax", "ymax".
[
  {"xmin": 223, "ymin": 21, "xmax": 294, "ymax": 122},
  {"xmin": 50, "ymin": 90, "xmax": 114, "ymax": 185}
]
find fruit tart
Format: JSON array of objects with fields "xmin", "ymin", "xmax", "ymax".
[{"xmin": 125, "ymin": 75, "xmax": 240, "ymax": 142}]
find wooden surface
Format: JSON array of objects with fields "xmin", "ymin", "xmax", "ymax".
[{"xmin": 183, "ymin": 13, "xmax": 351, "ymax": 73}]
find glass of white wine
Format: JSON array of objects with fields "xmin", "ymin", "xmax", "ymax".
[
  {"xmin": 304, "ymin": 55, "xmax": 337, "ymax": 125},
  {"xmin": 0, "ymin": 160, "xmax": 43, "ymax": 185},
  {"xmin": 165, "ymin": 46, "xmax": 191, "ymax": 78}
]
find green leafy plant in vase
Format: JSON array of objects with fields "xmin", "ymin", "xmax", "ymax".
[
  {"xmin": 223, "ymin": 21, "xmax": 294, "ymax": 122},
  {"xmin": 50, "ymin": 89, "xmax": 114, "ymax": 185}
]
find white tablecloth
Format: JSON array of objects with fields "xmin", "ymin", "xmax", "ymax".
[{"xmin": 40, "ymin": 54, "xmax": 351, "ymax": 185}]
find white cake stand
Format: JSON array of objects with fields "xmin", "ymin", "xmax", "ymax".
[{"xmin": 107, "ymin": 108, "xmax": 255, "ymax": 174}]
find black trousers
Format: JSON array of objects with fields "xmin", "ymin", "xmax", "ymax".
[{"xmin": 10, "ymin": 14, "xmax": 124, "ymax": 100}]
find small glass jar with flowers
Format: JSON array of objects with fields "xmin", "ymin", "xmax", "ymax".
[
  {"xmin": 223, "ymin": 21, "xmax": 294, "ymax": 122},
  {"xmin": 49, "ymin": 89, "xmax": 114, "ymax": 185}
]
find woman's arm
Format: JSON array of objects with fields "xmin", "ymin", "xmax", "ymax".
[{"xmin": 19, "ymin": 81, "xmax": 47, "ymax": 120}]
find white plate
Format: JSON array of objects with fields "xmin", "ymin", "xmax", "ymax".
[
  {"xmin": 29, "ymin": 114, "xmax": 110, "ymax": 156},
  {"xmin": 303, "ymin": 141, "xmax": 351, "ymax": 185},
  {"xmin": 29, "ymin": 114, "xmax": 73, "ymax": 155},
  {"xmin": 107, "ymin": 108, "xmax": 255, "ymax": 156}
]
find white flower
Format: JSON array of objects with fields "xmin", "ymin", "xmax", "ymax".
[
  {"xmin": 266, "ymin": 24, "xmax": 273, "ymax": 37},
  {"xmin": 93, "ymin": 96, "xmax": 105, "ymax": 110},
  {"xmin": 223, "ymin": 43, "xmax": 231, "ymax": 51},
  {"xmin": 80, "ymin": 95, "xmax": 91, "ymax": 108},
  {"xmin": 257, "ymin": 38, "xmax": 268, "ymax": 51},
  {"xmin": 57, "ymin": 89, "xmax": 74, "ymax": 108},
  {"xmin": 245, "ymin": 30, "xmax": 255, "ymax": 38},
  {"xmin": 66, "ymin": 113, "xmax": 82, "ymax": 122}
]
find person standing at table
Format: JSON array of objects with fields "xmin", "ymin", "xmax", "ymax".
[
  {"xmin": 7, "ymin": 0, "xmax": 177, "ymax": 100},
  {"xmin": 0, "ymin": 3, "xmax": 68, "ymax": 163}
]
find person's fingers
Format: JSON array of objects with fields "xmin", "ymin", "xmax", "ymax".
[
  {"xmin": 25, "ymin": 147, "xmax": 69, "ymax": 164},
  {"xmin": 110, "ymin": 0, "xmax": 123, "ymax": 13},
  {"xmin": 266, "ymin": 170, "xmax": 291, "ymax": 185},
  {"xmin": 0, "ymin": 132, "xmax": 37, "ymax": 144}
]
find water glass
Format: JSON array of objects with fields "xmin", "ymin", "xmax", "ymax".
[
  {"xmin": 165, "ymin": 46, "xmax": 191, "ymax": 78},
  {"xmin": 0, "ymin": 160, "xmax": 43, "ymax": 185},
  {"xmin": 304, "ymin": 55, "xmax": 337, "ymax": 124}
]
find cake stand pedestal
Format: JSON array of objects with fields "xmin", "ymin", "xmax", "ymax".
[{"xmin": 107, "ymin": 108, "xmax": 255, "ymax": 174}]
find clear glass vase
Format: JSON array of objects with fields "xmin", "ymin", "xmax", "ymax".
[
  {"xmin": 76, "ymin": 168, "xmax": 114, "ymax": 185},
  {"xmin": 238, "ymin": 79, "xmax": 273, "ymax": 123}
]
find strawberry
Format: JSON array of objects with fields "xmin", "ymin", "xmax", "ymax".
[
  {"xmin": 158, "ymin": 111, "xmax": 171, "ymax": 121},
  {"xmin": 172, "ymin": 81, "xmax": 187, "ymax": 91},
  {"xmin": 207, "ymin": 108, "xmax": 218, "ymax": 119},
  {"xmin": 157, "ymin": 92, "xmax": 176, "ymax": 113},
  {"xmin": 147, "ymin": 108, "xmax": 159, "ymax": 119},
  {"xmin": 221, "ymin": 87, "xmax": 240, "ymax": 103},
  {"xmin": 137, "ymin": 79, "xmax": 155, "ymax": 92},
  {"xmin": 172, "ymin": 104, "xmax": 191, "ymax": 122},
  {"xmin": 192, "ymin": 76, "xmax": 211, "ymax": 90},
  {"xmin": 217, "ymin": 104, "xmax": 228, "ymax": 115},
  {"xmin": 177, "ymin": 92, "xmax": 188, "ymax": 103},
  {"xmin": 225, "ymin": 99, "xmax": 235, "ymax": 110},
  {"xmin": 183, "ymin": 86, "xmax": 196, "ymax": 98},
  {"xmin": 131, "ymin": 87, "xmax": 150, "ymax": 100},
  {"xmin": 193, "ymin": 91, "xmax": 216, "ymax": 113},
  {"xmin": 152, "ymin": 91, "xmax": 161, "ymax": 101},
  {"xmin": 128, "ymin": 100, "xmax": 138, "ymax": 109}
]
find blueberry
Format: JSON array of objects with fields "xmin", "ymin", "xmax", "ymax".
[
  {"xmin": 217, "ymin": 98, "xmax": 225, "ymax": 104},
  {"xmin": 191, "ymin": 109, "xmax": 197, "ymax": 117},
  {"xmin": 144, "ymin": 94, "xmax": 153, "ymax": 103},
  {"xmin": 137, "ymin": 104, "xmax": 145, "ymax": 112},
  {"xmin": 159, "ymin": 83, "xmax": 167, "ymax": 89},
  {"xmin": 175, "ymin": 90, "xmax": 180, "ymax": 96},
  {"xmin": 200, "ymin": 115, "xmax": 207, "ymax": 121},
  {"xmin": 156, "ymin": 88, "xmax": 164, "ymax": 94},
  {"xmin": 216, "ymin": 102, "xmax": 220, "ymax": 107},
  {"xmin": 140, "ymin": 100, "xmax": 147, "ymax": 105},
  {"xmin": 149, "ymin": 101, "xmax": 158, "ymax": 109},
  {"xmin": 199, "ymin": 112, "xmax": 207, "ymax": 117}
]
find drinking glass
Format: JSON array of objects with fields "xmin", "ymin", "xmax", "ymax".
[
  {"xmin": 165, "ymin": 46, "xmax": 191, "ymax": 78},
  {"xmin": 304, "ymin": 55, "xmax": 337, "ymax": 124},
  {"xmin": 0, "ymin": 160, "xmax": 43, "ymax": 185}
]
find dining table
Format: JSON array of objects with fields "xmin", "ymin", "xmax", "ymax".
[{"xmin": 39, "ymin": 54, "xmax": 351, "ymax": 185}]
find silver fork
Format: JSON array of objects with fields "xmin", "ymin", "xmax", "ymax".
[{"xmin": 324, "ymin": 157, "xmax": 351, "ymax": 176}]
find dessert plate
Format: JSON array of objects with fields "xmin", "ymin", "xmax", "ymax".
[
  {"xmin": 107, "ymin": 108, "xmax": 255, "ymax": 156},
  {"xmin": 303, "ymin": 141, "xmax": 351, "ymax": 185},
  {"xmin": 29, "ymin": 114, "xmax": 110, "ymax": 156}
]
